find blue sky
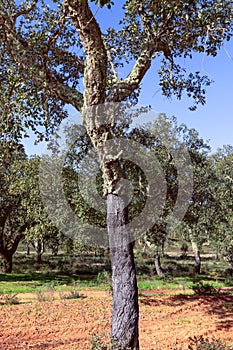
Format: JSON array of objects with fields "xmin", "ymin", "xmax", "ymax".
[
  {"xmin": 23, "ymin": 2, "xmax": 233, "ymax": 155},
  {"xmin": 138, "ymin": 42, "xmax": 233, "ymax": 152}
]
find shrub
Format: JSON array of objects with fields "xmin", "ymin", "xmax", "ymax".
[
  {"xmin": 96, "ymin": 271, "xmax": 112, "ymax": 286},
  {"xmin": 191, "ymin": 282, "xmax": 221, "ymax": 295},
  {"xmin": 187, "ymin": 336, "xmax": 233, "ymax": 350}
]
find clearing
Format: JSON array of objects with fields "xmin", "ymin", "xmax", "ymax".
[{"xmin": 0, "ymin": 288, "xmax": 233, "ymax": 349}]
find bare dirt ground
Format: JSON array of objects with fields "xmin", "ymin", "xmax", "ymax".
[{"xmin": 0, "ymin": 289, "xmax": 233, "ymax": 350}]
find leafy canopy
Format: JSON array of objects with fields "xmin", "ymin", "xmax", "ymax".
[{"xmin": 0, "ymin": 0, "xmax": 232, "ymax": 143}]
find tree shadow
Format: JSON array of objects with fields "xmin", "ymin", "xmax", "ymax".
[
  {"xmin": 0, "ymin": 336, "xmax": 88, "ymax": 349},
  {"xmin": 139, "ymin": 289, "xmax": 233, "ymax": 331},
  {"xmin": 139, "ymin": 293, "xmax": 164, "ymax": 306},
  {"xmin": 162, "ymin": 291, "xmax": 233, "ymax": 331},
  {"xmin": 0, "ymin": 271, "xmax": 97, "ymax": 284}
]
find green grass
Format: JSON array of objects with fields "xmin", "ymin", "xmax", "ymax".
[
  {"xmin": 0, "ymin": 271, "xmax": 232, "ymax": 296},
  {"xmin": 0, "ymin": 281, "xmax": 39, "ymax": 294},
  {"xmin": 0, "ymin": 271, "xmax": 111, "ymax": 294},
  {"xmin": 137, "ymin": 278, "xmax": 179, "ymax": 290},
  {"xmin": 137, "ymin": 274, "xmax": 233, "ymax": 293},
  {"xmin": 0, "ymin": 251, "xmax": 232, "ymax": 296}
]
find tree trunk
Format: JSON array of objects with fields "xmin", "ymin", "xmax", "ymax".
[
  {"xmin": 191, "ymin": 241, "xmax": 201, "ymax": 274},
  {"xmin": 0, "ymin": 231, "xmax": 25, "ymax": 273},
  {"xmin": 228, "ymin": 261, "xmax": 233, "ymax": 270},
  {"xmin": 3, "ymin": 253, "xmax": 13, "ymax": 273},
  {"xmin": 154, "ymin": 251, "xmax": 164, "ymax": 276},
  {"xmin": 107, "ymin": 193, "xmax": 139, "ymax": 350},
  {"xmin": 36, "ymin": 252, "xmax": 43, "ymax": 264},
  {"xmin": 35, "ymin": 241, "xmax": 44, "ymax": 264}
]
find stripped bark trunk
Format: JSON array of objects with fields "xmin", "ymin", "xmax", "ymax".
[
  {"xmin": 82, "ymin": 88, "xmax": 140, "ymax": 348},
  {"xmin": 108, "ymin": 193, "xmax": 139, "ymax": 350},
  {"xmin": 63, "ymin": 2, "xmax": 148, "ymax": 347}
]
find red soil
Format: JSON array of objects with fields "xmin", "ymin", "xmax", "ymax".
[{"xmin": 0, "ymin": 289, "xmax": 232, "ymax": 349}]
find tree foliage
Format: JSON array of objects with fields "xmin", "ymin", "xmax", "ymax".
[{"xmin": 0, "ymin": 0, "xmax": 232, "ymax": 142}]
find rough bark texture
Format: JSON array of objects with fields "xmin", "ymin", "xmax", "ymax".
[
  {"xmin": 64, "ymin": 0, "xmax": 107, "ymax": 106},
  {"xmin": 108, "ymin": 193, "xmax": 139, "ymax": 350}
]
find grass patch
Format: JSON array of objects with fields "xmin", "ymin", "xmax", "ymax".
[
  {"xmin": 0, "ymin": 281, "xmax": 40, "ymax": 294},
  {"xmin": 0, "ymin": 272, "xmax": 231, "ymax": 296}
]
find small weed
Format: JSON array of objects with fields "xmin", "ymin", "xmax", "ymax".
[
  {"xmin": 59, "ymin": 289, "xmax": 84, "ymax": 300},
  {"xmin": 179, "ymin": 318, "xmax": 190, "ymax": 324},
  {"xmin": 161, "ymin": 274, "xmax": 174, "ymax": 284},
  {"xmin": 91, "ymin": 334, "xmax": 108, "ymax": 350},
  {"xmin": 224, "ymin": 303, "xmax": 233, "ymax": 310},
  {"xmin": 35, "ymin": 285, "xmax": 55, "ymax": 302},
  {"xmin": 0, "ymin": 293, "xmax": 19, "ymax": 305},
  {"xmin": 177, "ymin": 280, "xmax": 188, "ymax": 292}
]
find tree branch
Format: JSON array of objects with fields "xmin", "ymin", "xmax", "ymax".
[
  {"xmin": 1, "ymin": 7, "xmax": 84, "ymax": 111},
  {"xmin": 106, "ymin": 7, "xmax": 173, "ymax": 103},
  {"xmin": 106, "ymin": 42, "xmax": 155, "ymax": 102},
  {"xmin": 64, "ymin": 0, "xmax": 107, "ymax": 106},
  {"xmin": 12, "ymin": 0, "xmax": 38, "ymax": 23},
  {"xmin": 10, "ymin": 229, "xmax": 26, "ymax": 255},
  {"xmin": 102, "ymin": 35, "xmax": 119, "ymax": 82}
]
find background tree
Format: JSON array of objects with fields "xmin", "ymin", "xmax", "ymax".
[
  {"xmin": 177, "ymin": 127, "xmax": 216, "ymax": 274},
  {"xmin": 11, "ymin": 155, "xmax": 62, "ymax": 264},
  {"xmin": 139, "ymin": 116, "xmax": 215, "ymax": 276},
  {"xmin": 210, "ymin": 146, "xmax": 233, "ymax": 270},
  {"xmin": 1, "ymin": 1, "xmax": 233, "ymax": 348},
  {"xmin": 0, "ymin": 141, "xmax": 30, "ymax": 272}
]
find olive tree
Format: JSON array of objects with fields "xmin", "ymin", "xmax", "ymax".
[{"xmin": 1, "ymin": 0, "xmax": 232, "ymax": 348}]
